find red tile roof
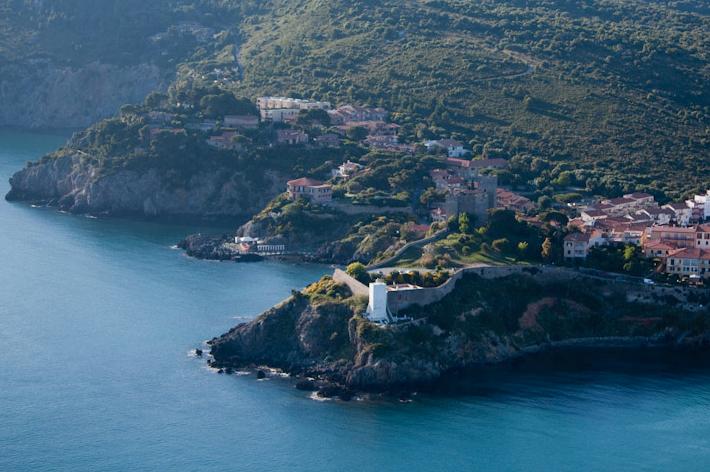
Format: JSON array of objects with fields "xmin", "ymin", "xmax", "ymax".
[
  {"xmin": 668, "ymin": 248, "xmax": 710, "ymax": 260},
  {"xmin": 287, "ymin": 177, "xmax": 324, "ymax": 187}
]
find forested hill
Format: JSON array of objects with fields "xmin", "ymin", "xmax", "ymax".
[
  {"xmin": 229, "ymin": 0, "xmax": 709, "ymax": 198},
  {"xmin": 2, "ymin": 0, "xmax": 708, "ymax": 196}
]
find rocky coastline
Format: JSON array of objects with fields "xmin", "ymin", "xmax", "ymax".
[
  {"xmin": 206, "ymin": 269, "xmax": 710, "ymax": 401},
  {"xmin": 5, "ymin": 152, "xmax": 284, "ymax": 221}
]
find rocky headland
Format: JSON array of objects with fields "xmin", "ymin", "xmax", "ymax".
[
  {"xmin": 5, "ymin": 151, "xmax": 286, "ymax": 220},
  {"xmin": 208, "ymin": 266, "xmax": 710, "ymax": 400}
]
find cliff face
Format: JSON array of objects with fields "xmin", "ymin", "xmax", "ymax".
[
  {"xmin": 0, "ymin": 60, "xmax": 168, "ymax": 129},
  {"xmin": 6, "ymin": 153, "xmax": 285, "ymax": 219},
  {"xmin": 208, "ymin": 272, "xmax": 710, "ymax": 397}
]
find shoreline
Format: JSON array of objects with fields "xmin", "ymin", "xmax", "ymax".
[{"xmin": 206, "ymin": 338, "xmax": 710, "ymax": 401}]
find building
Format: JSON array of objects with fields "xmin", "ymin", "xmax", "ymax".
[
  {"xmin": 314, "ymin": 133, "xmax": 342, "ymax": 147},
  {"xmin": 261, "ymin": 108, "xmax": 300, "ymax": 123},
  {"xmin": 439, "ymin": 175, "xmax": 498, "ymax": 223},
  {"xmin": 624, "ymin": 192, "xmax": 656, "ymax": 206},
  {"xmin": 642, "ymin": 225, "xmax": 698, "ymax": 249},
  {"xmin": 686, "ymin": 190, "xmax": 710, "ymax": 221},
  {"xmin": 207, "ymin": 131, "xmax": 239, "ymax": 150},
  {"xmin": 662, "ymin": 203, "xmax": 693, "ymax": 227},
  {"xmin": 286, "ymin": 177, "xmax": 333, "ymax": 203},
  {"xmin": 234, "ymin": 237, "xmax": 286, "ymax": 255},
  {"xmin": 366, "ymin": 280, "xmax": 391, "ymax": 322},
  {"xmin": 426, "ymin": 139, "xmax": 468, "ymax": 158},
  {"xmin": 665, "ymin": 248, "xmax": 710, "ymax": 279},
  {"xmin": 635, "ymin": 207, "xmax": 674, "ymax": 226},
  {"xmin": 642, "ymin": 224, "xmax": 710, "ymax": 250},
  {"xmin": 276, "ymin": 129, "xmax": 309, "ymax": 145},
  {"xmin": 328, "ymin": 105, "xmax": 387, "ymax": 125},
  {"xmin": 643, "ymin": 241, "xmax": 676, "ymax": 258},
  {"xmin": 333, "ymin": 160, "xmax": 363, "ymax": 179},
  {"xmin": 257, "ymin": 97, "xmax": 329, "ymax": 122},
  {"xmin": 563, "ymin": 230, "xmax": 605, "ymax": 259},
  {"xmin": 580, "ymin": 209, "xmax": 609, "ymax": 223},
  {"xmin": 223, "ymin": 115, "xmax": 259, "ymax": 129},
  {"xmin": 446, "ymin": 157, "xmax": 475, "ymax": 179},
  {"xmin": 496, "ymin": 189, "xmax": 534, "ymax": 214},
  {"xmin": 469, "ymin": 158, "xmax": 509, "ymax": 170},
  {"xmin": 257, "ymin": 97, "xmax": 331, "ymax": 111}
]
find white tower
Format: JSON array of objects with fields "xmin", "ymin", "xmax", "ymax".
[{"xmin": 366, "ymin": 280, "xmax": 390, "ymax": 322}]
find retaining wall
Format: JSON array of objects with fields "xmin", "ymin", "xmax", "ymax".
[
  {"xmin": 332, "ymin": 268, "xmax": 369, "ymax": 297},
  {"xmin": 387, "ymin": 265, "xmax": 710, "ymax": 314}
]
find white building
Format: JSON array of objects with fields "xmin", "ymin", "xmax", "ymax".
[
  {"xmin": 366, "ymin": 280, "xmax": 390, "ymax": 322},
  {"xmin": 687, "ymin": 190, "xmax": 710, "ymax": 221},
  {"xmin": 257, "ymin": 97, "xmax": 331, "ymax": 111},
  {"xmin": 425, "ymin": 139, "xmax": 468, "ymax": 158},
  {"xmin": 662, "ymin": 203, "xmax": 693, "ymax": 227},
  {"xmin": 260, "ymin": 108, "xmax": 300, "ymax": 123}
]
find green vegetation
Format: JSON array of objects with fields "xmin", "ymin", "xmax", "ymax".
[
  {"xmin": 392, "ymin": 209, "xmax": 565, "ymax": 268},
  {"xmin": 234, "ymin": 0, "xmax": 708, "ymax": 200},
  {"xmin": 406, "ymin": 273, "xmax": 702, "ymax": 343}
]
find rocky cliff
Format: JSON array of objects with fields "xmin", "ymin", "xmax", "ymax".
[
  {"xmin": 6, "ymin": 153, "xmax": 285, "ymax": 219},
  {"xmin": 0, "ymin": 60, "xmax": 168, "ymax": 129},
  {"xmin": 208, "ymin": 272, "xmax": 710, "ymax": 399}
]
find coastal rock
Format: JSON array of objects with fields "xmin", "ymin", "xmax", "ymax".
[
  {"xmin": 6, "ymin": 153, "xmax": 284, "ymax": 219},
  {"xmin": 209, "ymin": 271, "xmax": 710, "ymax": 394},
  {"xmin": 295, "ymin": 379, "xmax": 317, "ymax": 391}
]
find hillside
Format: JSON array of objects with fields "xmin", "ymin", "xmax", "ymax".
[
  {"xmin": 3, "ymin": 0, "xmax": 708, "ymax": 200},
  {"xmin": 0, "ymin": 0, "xmax": 246, "ymax": 128},
  {"xmin": 230, "ymin": 0, "xmax": 708, "ymax": 199}
]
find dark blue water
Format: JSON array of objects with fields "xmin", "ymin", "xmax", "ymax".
[{"xmin": 2, "ymin": 130, "xmax": 710, "ymax": 471}]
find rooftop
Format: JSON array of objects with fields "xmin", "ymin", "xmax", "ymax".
[{"xmin": 287, "ymin": 177, "xmax": 325, "ymax": 187}]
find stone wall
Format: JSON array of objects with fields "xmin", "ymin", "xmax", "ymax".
[
  {"xmin": 387, "ymin": 265, "xmax": 710, "ymax": 314},
  {"xmin": 367, "ymin": 229, "xmax": 449, "ymax": 270},
  {"xmin": 327, "ymin": 201, "xmax": 414, "ymax": 216},
  {"xmin": 332, "ymin": 269, "xmax": 369, "ymax": 297}
]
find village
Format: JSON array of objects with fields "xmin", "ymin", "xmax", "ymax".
[{"xmin": 143, "ymin": 94, "xmax": 709, "ymax": 285}]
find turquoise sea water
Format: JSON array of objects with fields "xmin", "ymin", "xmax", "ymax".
[{"xmin": 2, "ymin": 130, "xmax": 710, "ymax": 472}]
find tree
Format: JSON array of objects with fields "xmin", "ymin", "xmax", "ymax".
[
  {"xmin": 458, "ymin": 213, "xmax": 471, "ymax": 234},
  {"xmin": 541, "ymin": 237, "xmax": 553, "ymax": 260},
  {"xmin": 346, "ymin": 126, "xmax": 369, "ymax": 141},
  {"xmin": 487, "ymin": 209, "xmax": 519, "ymax": 237},
  {"xmin": 346, "ymin": 262, "xmax": 370, "ymax": 284},
  {"xmin": 144, "ymin": 92, "xmax": 167, "ymax": 109}
]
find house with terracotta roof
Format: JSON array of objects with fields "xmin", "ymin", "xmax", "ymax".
[
  {"xmin": 470, "ymin": 158, "xmax": 509, "ymax": 170},
  {"xmin": 563, "ymin": 230, "xmax": 605, "ymax": 259},
  {"xmin": 277, "ymin": 129, "xmax": 309, "ymax": 145},
  {"xmin": 286, "ymin": 178, "xmax": 332, "ymax": 203},
  {"xmin": 496, "ymin": 189, "xmax": 534, "ymax": 214},
  {"xmin": 580, "ymin": 208, "xmax": 608, "ymax": 223},
  {"xmin": 665, "ymin": 248, "xmax": 710, "ymax": 279},
  {"xmin": 642, "ymin": 224, "xmax": 710, "ymax": 251}
]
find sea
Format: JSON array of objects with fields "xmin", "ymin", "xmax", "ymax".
[{"xmin": 2, "ymin": 129, "xmax": 710, "ymax": 471}]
